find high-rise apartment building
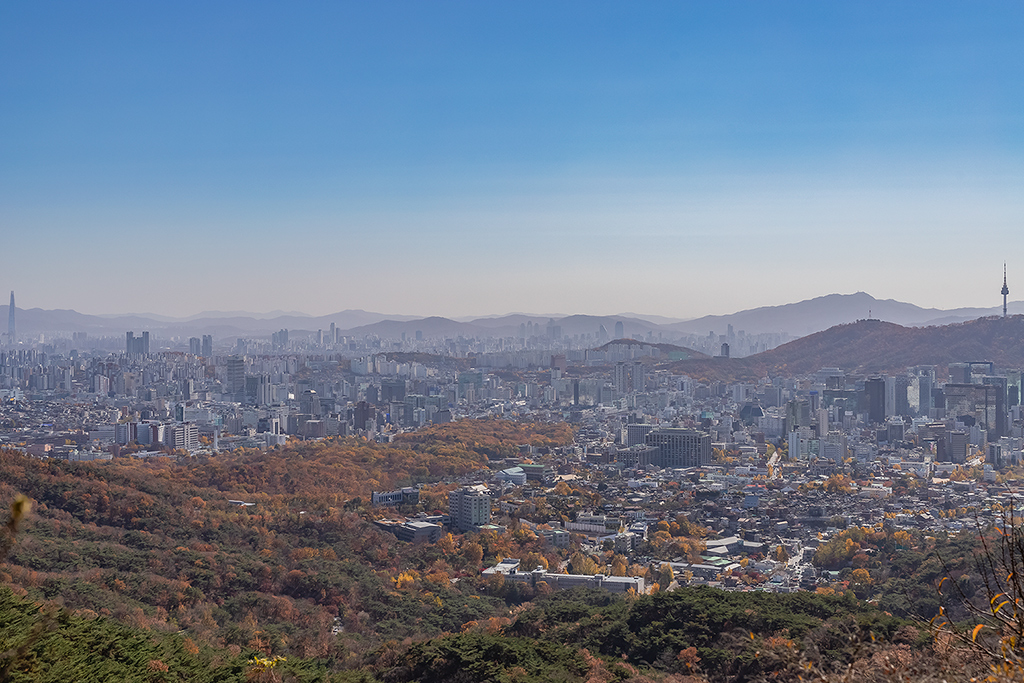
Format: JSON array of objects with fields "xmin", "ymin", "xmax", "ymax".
[
  {"xmin": 201, "ymin": 335, "xmax": 213, "ymax": 358},
  {"xmin": 864, "ymin": 377, "xmax": 886, "ymax": 424},
  {"xmin": 299, "ymin": 389, "xmax": 321, "ymax": 417},
  {"xmin": 913, "ymin": 366, "xmax": 936, "ymax": 416},
  {"xmin": 167, "ymin": 423, "xmax": 199, "ymax": 452},
  {"xmin": 784, "ymin": 399, "xmax": 811, "ymax": 433},
  {"xmin": 948, "ymin": 430, "xmax": 969, "ymax": 464},
  {"xmin": 126, "ymin": 331, "xmax": 150, "ymax": 356},
  {"xmin": 948, "ymin": 363, "xmax": 971, "ymax": 384},
  {"xmin": 189, "ymin": 337, "xmax": 201, "ymax": 355},
  {"xmin": 983, "ymin": 375, "xmax": 1008, "ymax": 438},
  {"xmin": 354, "ymin": 401, "xmax": 373, "ymax": 432},
  {"xmin": 381, "ymin": 379, "xmax": 407, "ymax": 403},
  {"xmin": 613, "ymin": 361, "xmax": 645, "ymax": 394},
  {"xmin": 115, "ymin": 422, "xmax": 138, "ymax": 445},
  {"xmin": 643, "ymin": 427, "xmax": 711, "ymax": 468},
  {"xmin": 245, "ymin": 374, "xmax": 273, "ymax": 406},
  {"xmin": 225, "ymin": 356, "xmax": 245, "ymax": 400},
  {"xmin": 449, "ymin": 486, "xmax": 492, "ymax": 531},
  {"xmin": 623, "ymin": 423, "xmax": 655, "ymax": 447}
]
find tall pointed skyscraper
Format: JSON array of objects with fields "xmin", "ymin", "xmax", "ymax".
[
  {"xmin": 7, "ymin": 291, "xmax": 14, "ymax": 340},
  {"xmin": 999, "ymin": 266, "xmax": 1007, "ymax": 321}
]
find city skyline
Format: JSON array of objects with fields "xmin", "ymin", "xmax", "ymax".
[{"xmin": 3, "ymin": 2, "xmax": 1023, "ymax": 317}]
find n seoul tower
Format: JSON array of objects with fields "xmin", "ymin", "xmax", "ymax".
[{"xmin": 1002, "ymin": 264, "xmax": 1009, "ymax": 318}]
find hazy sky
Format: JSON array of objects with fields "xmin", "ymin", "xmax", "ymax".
[{"xmin": 2, "ymin": 2, "xmax": 1023, "ymax": 318}]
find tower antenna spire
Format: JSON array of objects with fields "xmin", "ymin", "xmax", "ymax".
[
  {"xmin": 6, "ymin": 291, "xmax": 13, "ymax": 342},
  {"xmin": 1002, "ymin": 263, "xmax": 1010, "ymax": 318}
]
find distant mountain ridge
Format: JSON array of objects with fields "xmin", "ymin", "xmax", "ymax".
[
  {"xmin": 1, "ymin": 293, "xmax": 1021, "ymax": 340},
  {"xmin": 0, "ymin": 307, "xmax": 424, "ymax": 339},
  {"xmin": 667, "ymin": 315, "xmax": 1024, "ymax": 382},
  {"xmin": 596, "ymin": 338, "xmax": 709, "ymax": 360},
  {"xmin": 665, "ymin": 292, "xmax": 1024, "ymax": 336}
]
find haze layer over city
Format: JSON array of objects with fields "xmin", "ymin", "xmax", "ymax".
[{"xmin": 4, "ymin": 3, "xmax": 1024, "ymax": 682}]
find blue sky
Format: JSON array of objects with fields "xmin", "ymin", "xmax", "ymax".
[{"xmin": 2, "ymin": 2, "xmax": 1023, "ymax": 318}]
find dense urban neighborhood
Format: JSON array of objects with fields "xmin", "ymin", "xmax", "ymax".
[{"xmin": 2, "ymin": 306, "xmax": 1022, "ymax": 610}]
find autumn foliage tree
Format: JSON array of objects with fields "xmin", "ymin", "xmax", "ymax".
[{"xmin": 0, "ymin": 418, "xmax": 568, "ymax": 667}]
